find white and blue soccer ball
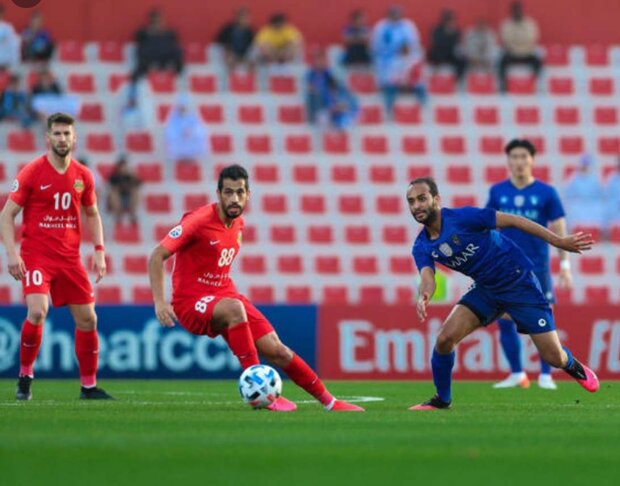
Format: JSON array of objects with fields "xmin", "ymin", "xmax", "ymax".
[{"xmin": 238, "ymin": 364, "xmax": 282, "ymax": 409}]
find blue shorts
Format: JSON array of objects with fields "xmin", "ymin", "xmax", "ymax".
[
  {"xmin": 458, "ymin": 272, "xmax": 555, "ymax": 335},
  {"xmin": 534, "ymin": 270, "xmax": 555, "ymax": 304}
]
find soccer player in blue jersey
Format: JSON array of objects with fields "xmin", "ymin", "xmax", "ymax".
[
  {"xmin": 487, "ymin": 139, "xmax": 571, "ymax": 390},
  {"xmin": 406, "ymin": 177, "xmax": 599, "ymax": 410}
]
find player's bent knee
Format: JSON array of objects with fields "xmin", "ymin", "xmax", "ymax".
[
  {"xmin": 215, "ymin": 298, "xmax": 247, "ymax": 326},
  {"xmin": 435, "ymin": 333, "xmax": 457, "ymax": 354},
  {"xmin": 75, "ymin": 314, "xmax": 97, "ymax": 331},
  {"xmin": 27, "ymin": 307, "xmax": 48, "ymax": 324}
]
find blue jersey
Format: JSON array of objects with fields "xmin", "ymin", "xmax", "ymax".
[
  {"xmin": 412, "ymin": 207, "xmax": 536, "ymax": 295},
  {"xmin": 486, "ymin": 180, "xmax": 565, "ymax": 270}
]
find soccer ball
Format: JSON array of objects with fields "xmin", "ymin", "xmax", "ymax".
[{"xmin": 238, "ymin": 364, "xmax": 282, "ymax": 409}]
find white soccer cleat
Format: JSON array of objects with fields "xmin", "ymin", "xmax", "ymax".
[
  {"xmin": 493, "ymin": 372, "xmax": 530, "ymax": 389},
  {"xmin": 537, "ymin": 374, "xmax": 558, "ymax": 390}
]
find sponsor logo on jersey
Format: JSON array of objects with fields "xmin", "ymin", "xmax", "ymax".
[
  {"xmin": 168, "ymin": 225, "xmax": 183, "ymax": 239},
  {"xmin": 514, "ymin": 195, "xmax": 525, "ymax": 207},
  {"xmin": 11, "ymin": 179, "xmax": 19, "ymax": 193},
  {"xmin": 74, "ymin": 179, "xmax": 85, "ymax": 193},
  {"xmin": 444, "ymin": 243, "xmax": 480, "ymax": 268},
  {"xmin": 40, "ymin": 184, "xmax": 52, "ymax": 190},
  {"xmin": 530, "ymin": 195, "xmax": 539, "ymax": 206},
  {"xmin": 438, "ymin": 243, "xmax": 453, "ymax": 257}
]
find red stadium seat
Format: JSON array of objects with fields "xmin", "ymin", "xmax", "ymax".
[
  {"xmin": 428, "ymin": 73, "xmax": 456, "ymax": 94},
  {"xmin": 96, "ymin": 286, "xmax": 122, "ymax": 304},
  {"xmin": 402, "ymin": 136, "xmax": 427, "ymax": 154},
  {"xmin": 331, "ymin": 164, "xmax": 357, "ymax": 183},
  {"xmin": 7, "ymin": 131, "xmax": 36, "ymax": 152},
  {"xmin": 474, "ymin": 106, "xmax": 499, "ymax": 125},
  {"xmin": 246, "ymin": 135, "xmax": 272, "ymax": 154},
  {"xmin": 108, "ymin": 73, "xmax": 130, "ymax": 92},
  {"xmin": 579, "ymin": 256, "xmax": 605, "ymax": 274},
  {"xmin": 157, "ymin": 104, "xmax": 172, "ymax": 124},
  {"xmin": 466, "ymin": 73, "xmax": 497, "ymax": 94},
  {"xmin": 241, "ymin": 255, "xmax": 266, "ymax": 274},
  {"xmin": 315, "ymin": 256, "xmax": 341, "ymax": 274},
  {"xmin": 479, "ymin": 136, "xmax": 504, "ymax": 155},
  {"xmin": 277, "ymin": 255, "xmax": 303, "ymax": 274},
  {"xmin": 544, "ymin": 44, "xmax": 569, "ymax": 66},
  {"xmin": 338, "ymin": 195, "xmax": 363, "ymax": 214},
  {"xmin": 407, "ymin": 165, "xmax": 433, "ymax": 179},
  {"xmin": 348, "ymin": 72, "xmax": 376, "ymax": 93},
  {"xmin": 153, "ymin": 223, "xmax": 174, "ymax": 242},
  {"xmin": 376, "ymin": 196, "xmax": 401, "ymax": 214},
  {"xmin": 345, "ymin": 225, "xmax": 371, "ymax": 244},
  {"xmin": 359, "ymin": 105, "xmax": 383, "ymax": 125},
  {"xmin": 514, "ymin": 106, "xmax": 540, "ymax": 125},
  {"xmin": 86, "ymin": 133, "xmax": 113, "ymax": 152},
  {"xmin": 507, "ymin": 76, "xmax": 536, "ymax": 95},
  {"xmin": 589, "ymin": 77, "xmax": 614, "ymax": 96},
  {"xmin": 58, "ymin": 41, "xmax": 85, "ymax": 62},
  {"xmin": 148, "ymin": 71, "xmax": 176, "ymax": 93},
  {"xmin": 554, "ymin": 106, "xmax": 580, "ymax": 125},
  {"xmin": 248, "ymin": 286, "xmax": 274, "ymax": 303},
  {"xmin": 446, "ymin": 165, "xmax": 472, "ymax": 184},
  {"xmin": 98, "ymin": 41, "xmax": 125, "ymax": 62},
  {"xmin": 113, "ymin": 224, "xmax": 141, "ymax": 244},
  {"xmin": 278, "ymin": 105, "xmax": 304, "ymax": 124},
  {"xmin": 359, "ymin": 286, "xmax": 386, "ymax": 304},
  {"xmin": 199, "ymin": 104, "xmax": 224, "ymax": 124},
  {"xmin": 484, "ymin": 165, "xmax": 509, "ymax": 184},
  {"xmin": 353, "ymin": 256, "xmax": 378, "ymax": 274},
  {"xmin": 585, "ymin": 44, "xmax": 610, "ymax": 66},
  {"xmin": 183, "ymin": 193, "xmax": 209, "ymax": 211},
  {"xmin": 210, "ymin": 134, "xmax": 233, "ymax": 154},
  {"xmin": 300, "ymin": 194, "xmax": 326, "ymax": 214},
  {"xmin": 548, "ymin": 77, "xmax": 574, "ymax": 96},
  {"xmin": 285, "ymin": 134, "xmax": 312, "ymax": 153},
  {"xmin": 555, "ymin": 287, "xmax": 574, "ymax": 304},
  {"xmin": 394, "ymin": 104, "xmax": 421, "ymax": 124},
  {"xmin": 285, "ymin": 286, "xmax": 312, "ymax": 303},
  {"xmin": 598, "ymin": 136, "xmax": 620, "ymax": 155},
  {"xmin": 0, "ymin": 286, "xmax": 11, "ymax": 304},
  {"xmin": 434, "ymin": 105, "xmax": 460, "ymax": 125},
  {"xmin": 452, "ymin": 195, "xmax": 477, "ymax": 207},
  {"xmin": 132, "ymin": 286, "xmax": 153, "ymax": 304},
  {"xmin": 362, "ymin": 135, "xmax": 388, "ymax": 154},
  {"xmin": 253, "ymin": 164, "xmax": 279, "ymax": 183},
  {"xmin": 270, "ymin": 225, "xmax": 296, "ymax": 243},
  {"xmin": 189, "ymin": 74, "xmax": 217, "ymax": 93},
  {"xmin": 0, "ymin": 163, "xmax": 5, "ymax": 182},
  {"xmin": 441, "ymin": 136, "xmax": 466, "ymax": 155},
  {"xmin": 135, "ymin": 162, "xmax": 163, "ymax": 183},
  {"xmin": 610, "ymin": 225, "xmax": 620, "ymax": 244},
  {"xmin": 389, "ymin": 256, "xmax": 415, "ymax": 274},
  {"xmin": 184, "ymin": 42, "xmax": 207, "ymax": 63},
  {"xmin": 523, "ymin": 135, "xmax": 545, "ymax": 154},
  {"xmin": 382, "ymin": 225, "xmax": 408, "ymax": 244},
  {"xmin": 584, "ymin": 286, "xmax": 610, "ymax": 304},
  {"xmin": 269, "ymin": 75, "xmax": 297, "ymax": 94},
  {"xmin": 369, "ymin": 165, "xmax": 395, "ymax": 183},
  {"xmin": 68, "ymin": 73, "xmax": 95, "ymax": 93},
  {"xmin": 261, "ymin": 194, "xmax": 287, "ymax": 214},
  {"xmin": 307, "ymin": 225, "xmax": 333, "ymax": 244},
  {"xmin": 79, "ymin": 103, "xmax": 104, "ymax": 122},
  {"xmin": 532, "ymin": 165, "xmax": 550, "ymax": 182},
  {"xmin": 395, "ymin": 286, "xmax": 415, "ymax": 305},
  {"xmin": 323, "ymin": 132, "xmax": 349, "ymax": 154},
  {"xmin": 322, "ymin": 285, "xmax": 348, "ymax": 304},
  {"xmin": 559, "ymin": 136, "xmax": 584, "ymax": 155},
  {"xmin": 123, "ymin": 255, "xmax": 148, "ymax": 274},
  {"xmin": 126, "ymin": 132, "xmax": 153, "ymax": 153},
  {"xmin": 594, "ymin": 107, "xmax": 617, "ymax": 125},
  {"xmin": 175, "ymin": 162, "xmax": 203, "ymax": 182},
  {"xmin": 238, "ymin": 105, "xmax": 264, "ymax": 124},
  {"xmin": 229, "ymin": 72, "xmax": 256, "ymax": 93},
  {"xmin": 95, "ymin": 163, "xmax": 114, "ymax": 180},
  {"xmin": 292, "ymin": 164, "xmax": 318, "ymax": 183},
  {"xmin": 145, "ymin": 194, "xmax": 171, "ymax": 213},
  {"xmin": 241, "ymin": 225, "xmax": 257, "ymax": 243}
]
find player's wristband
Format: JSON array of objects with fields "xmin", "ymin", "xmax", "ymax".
[
  {"xmin": 94, "ymin": 244, "xmax": 105, "ymax": 252},
  {"xmin": 560, "ymin": 259, "xmax": 570, "ymax": 270}
]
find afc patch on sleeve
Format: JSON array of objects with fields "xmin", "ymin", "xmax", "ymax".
[
  {"xmin": 11, "ymin": 179, "xmax": 19, "ymax": 193},
  {"xmin": 168, "ymin": 225, "xmax": 183, "ymax": 239}
]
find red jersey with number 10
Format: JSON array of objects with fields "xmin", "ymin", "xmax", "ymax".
[
  {"xmin": 9, "ymin": 155, "xmax": 96, "ymax": 263},
  {"xmin": 160, "ymin": 203, "xmax": 244, "ymax": 300}
]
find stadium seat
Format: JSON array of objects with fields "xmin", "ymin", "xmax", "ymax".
[
  {"xmin": 507, "ymin": 76, "xmax": 536, "ymax": 95},
  {"xmin": 434, "ymin": 105, "xmax": 460, "ymax": 125},
  {"xmin": 126, "ymin": 132, "xmax": 153, "ymax": 153},
  {"xmin": 484, "ymin": 165, "xmax": 509, "ymax": 184},
  {"xmin": 285, "ymin": 286, "xmax": 312, "ymax": 303},
  {"xmin": 548, "ymin": 77, "xmax": 574, "ymax": 95},
  {"xmin": 0, "ymin": 286, "xmax": 11, "ymax": 304},
  {"xmin": 474, "ymin": 106, "xmax": 499, "ymax": 125},
  {"xmin": 270, "ymin": 225, "xmax": 296, "ymax": 243},
  {"xmin": 401, "ymin": 136, "xmax": 427, "ymax": 154},
  {"xmin": 348, "ymin": 72, "xmax": 376, "ymax": 93},
  {"xmin": 184, "ymin": 42, "xmax": 207, "ymax": 63},
  {"xmin": 376, "ymin": 196, "xmax": 402, "ymax": 214},
  {"xmin": 86, "ymin": 133, "xmax": 114, "ymax": 152},
  {"xmin": 148, "ymin": 71, "xmax": 176, "ymax": 93},
  {"xmin": 323, "ymin": 132, "xmax": 349, "ymax": 154},
  {"xmin": 241, "ymin": 255, "xmax": 266, "ymax": 274},
  {"xmin": 246, "ymin": 135, "xmax": 272, "ymax": 154},
  {"xmin": 300, "ymin": 194, "xmax": 326, "ymax": 214},
  {"xmin": 132, "ymin": 286, "xmax": 153, "ymax": 304},
  {"xmin": 153, "ymin": 223, "xmax": 174, "ymax": 242},
  {"xmin": 79, "ymin": 103, "xmax": 104, "ymax": 122},
  {"xmin": 248, "ymin": 286, "xmax": 274, "ymax": 303},
  {"xmin": 96, "ymin": 286, "xmax": 122, "ymax": 304},
  {"xmin": 123, "ymin": 255, "xmax": 148, "ymax": 274},
  {"xmin": 466, "ymin": 72, "xmax": 497, "ymax": 94},
  {"xmin": 58, "ymin": 40, "xmax": 85, "ymax": 62},
  {"xmin": 382, "ymin": 225, "xmax": 408, "ymax": 244},
  {"xmin": 315, "ymin": 256, "xmax": 341, "ymax": 274},
  {"xmin": 514, "ymin": 106, "xmax": 540, "ymax": 125},
  {"xmin": 585, "ymin": 44, "xmax": 610, "ymax": 66},
  {"xmin": 558, "ymin": 136, "xmax": 584, "ymax": 155},
  {"xmin": 322, "ymin": 285, "xmax": 348, "ymax": 304},
  {"xmin": 353, "ymin": 256, "xmax": 378, "ymax": 274},
  {"xmin": 0, "ymin": 163, "xmax": 5, "ymax": 182},
  {"xmin": 261, "ymin": 194, "xmax": 287, "ymax": 214},
  {"xmin": 253, "ymin": 164, "xmax": 279, "ymax": 183},
  {"xmin": 238, "ymin": 105, "xmax": 264, "ymax": 124},
  {"xmin": 609, "ymin": 225, "xmax": 620, "ymax": 243},
  {"xmin": 389, "ymin": 256, "xmax": 415, "ymax": 274},
  {"xmin": 229, "ymin": 72, "xmax": 256, "ymax": 93},
  {"xmin": 7, "ymin": 131, "xmax": 36, "ymax": 152},
  {"xmin": 579, "ymin": 256, "xmax": 605, "ymax": 274},
  {"xmin": 108, "ymin": 73, "xmax": 130, "ymax": 92},
  {"xmin": 338, "ymin": 195, "xmax": 363, "ymax": 214},
  {"xmin": 362, "ymin": 135, "xmax": 388, "ymax": 154},
  {"xmin": 428, "ymin": 73, "xmax": 456, "ymax": 94},
  {"xmin": 145, "ymin": 194, "xmax": 171, "ymax": 213},
  {"xmin": 210, "ymin": 134, "xmax": 233, "ymax": 154},
  {"xmin": 555, "ymin": 287, "xmax": 574, "ymax": 304},
  {"xmin": 594, "ymin": 107, "xmax": 617, "ymax": 125},
  {"xmin": 369, "ymin": 165, "xmax": 395, "ymax": 183},
  {"xmin": 189, "ymin": 74, "xmax": 217, "ymax": 93},
  {"xmin": 532, "ymin": 165, "xmax": 550, "ymax": 182},
  {"xmin": 175, "ymin": 161, "xmax": 203, "ymax": 182},
  {"xmin": 446, "ymin": 165, "xmax": 472, "ymax": 184},
  {"xmin": 598, "ymin": 136, "xmax": 620, "ymax": 155},
  {"xmin": 113, "ymin": 224, "xmax": 141, "ymax": 244},
  {"xmin": 184, "ymin": 193, "xmax": 209, "ymax": 211},
  {"xmin": 584, "ymin": 285, "xmax": 610, "ymax": 304},
  {"xmin": 292, "ymin": 164, "xmax": 318, "ymax": 183},
  {"xmin": 277, "ymin": 255, "xmax": 303, "ymax": 274},
  {"xmin": 307, "ymin": 225, "xmax": 333, "ymax": 244},
  {"xmin": 393, "ymin": 104, "xmax": 421, "ymax": 124},
  {"xmin": 452, "ymin": 195, "xmax": 477, "ymax": 207},
  {"xmin": 544, "ymin": 44, "xmax": 569, "ymax": 66},
  {"xmin": 157, "ymin": 103, "xmax": 169, "ymax": 121},
  {"xmin": 269, "ymin": 75, "xmax": 297, "ymax": 94},
  {"xmin": 135, "ymin": 162, "xmax": 163, "ymax": 183},
  {"xmin": 285, "ymin": 134, "xmax": 312, "ymax": 153},
  {"xmin": 278, "ymin": 105, "xmax": 304, "ymax": 124},
  {"xmin": 345, "ymin": 225, "xmax": 371, "ymax": 244},
  {"xmin": 97, "ymin": 41, "xmax": 125, "ymax": 62},
  {"xmin": 394, "ymin": 286, "xmax": 415, "ymax": 305},
  {"xmin": 359, "ymin": 286, "xmax": 386, "ymax": 304},
  {"xmin": 95, "ymin": 162, "xmax": 114, "ymax": 180},
  {"xmin": 331, "ymin": 164, "xmax": 357, "ymax": 183},
  {"xmin": 589, "ymin": 77, "xmax": 614, "ymax": 96},
  {"xmin": 479, "ymin": 136, "xmax": 504, "ymax": 155},
  {"xmin": 68, "ymin": 73, "xmax": 95, "ymax": 93},
  {"xmin": 199, "ymin": 104, "xmax": 224, "ymax": 123},
  {"xmin": 242, "ymin": 224, "xmax": 257, "ymax": 243},
  {"xmin": 554, "ymin": 106, "xmax": 580, "ymax": 125},
  {"xmin": 359, "ymin": 105, "xmax": 383, "ymax": 125},
  {"xmin": 407, "ymin": 165, "xmax": 433, "ymax": 179}
]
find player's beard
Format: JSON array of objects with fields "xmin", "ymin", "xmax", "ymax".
[
  {"xmin": 51, "ymin": 142, "xmax": 72, "ymax": 158},
  {"xmin": 414, "ymin": 203, "xmax": 439, "ymax": 226},
  {"xmin": 224, "ymin": 204, "xmax": 244, "ymax": 219}
]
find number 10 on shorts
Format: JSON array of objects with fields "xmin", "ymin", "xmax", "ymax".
[
  {"xmin": 194, "ymin": 295, "xmax": 215, "ymax": 313},
  {"xmin": 25, "ymin": 270, "xmax": 43, "ymax": 287}
]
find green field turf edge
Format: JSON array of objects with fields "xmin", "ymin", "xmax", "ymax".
[{"xmin": 1, "ymin": 379, "xmax": 618, "ymax": 486}]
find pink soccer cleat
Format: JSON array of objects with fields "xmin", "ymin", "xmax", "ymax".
[
  {"xmin": 327, "ymin": 399, "xmax": 365, "ymax": 412},
  {"xmin": 571, "ymin": 360, "xmax": 600, "ymax": 393},
  {"xmin": 409, "ymin": 395, "xmax": 452, "ymax": 411},
  {"xmin": 266, "ymin": 396, "xmax": 298, "ymax": 412}
]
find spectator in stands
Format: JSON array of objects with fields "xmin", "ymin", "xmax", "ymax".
[
  {"xmin": 0, "ymin": 74, "xmax": 34, "ymax": 128},
  {"xmin": 106, "ymin": 155, "xmax": 141, "ymax": 226},
  {"xmin": 603, "ymin": 156, "xmax": 620, "ymax": 234},
  {"xmin": 0, "ymin": 4, "xmax": 20, "ymax": 71},
  {"xmin": 372, "ymin": 6, "xmax": 426, "ymax": 117},
  {"xmin": 215, "ymin": 7, "xmax": 255, "ymax": 72},
  {"xmin": 305, "ymin": 49, "xmax": 337, "ymax": 124},
  {"xmin": 30, "ymin": 68, "xmax": 80, "ymax": 118},
  {"xmin": 563, "ymin": 154, "xmax": 605, "ymax": 232},
  {"xmin": 342, "ymin": 9, "xmax": 372, "ymax": 67},
  {"xmin": 254, "ymin": 13, "xmax": 303, "ymax": 66},
  {"xmin": 133, "ymin": 9, "xmax": 183, "ymax": 81},
  {"xmin": 427, "ymin": 10, "xmax": 467, "ymax": 83},
  {"xmin": 164, "ymin": 96, "xmax": 209, "ymax": 166},
  {"xmin": 498, "ymin": 1, "xmax": 542, "ymax": 93},
  {"xmin": 324, "ymin": 77, "xmax": 358, "ymax": 131},
  {"xmin": 462, "ymin": 18, "xmax": 498, "ymax": 73},
  {"xmin": 21, "ymin": 11, "xmax": 55, "ymax": 63}
]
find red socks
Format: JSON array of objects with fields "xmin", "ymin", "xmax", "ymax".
[
  {"xmin": 226, "ymin": 322, "xmax": 260, "ymax": 369},
  {"xmin": 283, "ymin": 354, "xmax": 334, "ymax": 406},
  {"xmin": 19, "ymin": 320, "xmax": 43, "ymax": 377},
  {"xmin": 75, "ymin": 329, "xmax": 99, "ymax": 388}
]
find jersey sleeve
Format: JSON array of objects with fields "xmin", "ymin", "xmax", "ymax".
[
  {"xmin": 8, "ymin": 164, "xmax": 36, "ymax": 207},
  {"xmin": 545, "ymin": 185, "xmax": 566, "ymax": 221},
  {"xmin": 458, "ymin": 206, "xmax": 497, "ymax": 230},
  {"xmin": 159, "ymin": 212, "xmax": 200, "ymax": 254},
  {"xmin": 485, "ymin": 185, "xmax": 498, "ymax": 209},
  {"xmin": 81, "ymin": 168, "xmax": 97, "ymax": 207},
  {"xmin": 412, "ymin": 239, "xmax": 435, "ymax": 273}
]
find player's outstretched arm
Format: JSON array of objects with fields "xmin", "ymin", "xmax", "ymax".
[
  {"xmin": 496, "ymin": 211, "xmax": 594, "ymax": 253},
  {"xmin": 148, "ymin": 245, "xmax": 177, "ymax": 327},
  {"xmin": 0, "ymin": 199, "xmax": 26, "ymax": 280},
  {"xmin": 416, "ymin": 267, "xmax": 436, "ymax": 322},
  {"xmin": 84, "ymin": 204, "xmax": 106, "ymax": 283}
]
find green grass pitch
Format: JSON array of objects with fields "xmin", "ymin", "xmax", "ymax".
[{"xmin": 1, "ymin": 379, "xmax": 619, "ymax": 486}]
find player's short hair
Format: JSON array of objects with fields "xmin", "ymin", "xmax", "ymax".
[
  {"xmin": 47, "ymin": 112, "xmax": 75, "ymax": 131},
  {"xmin": 218, "ymin": 164, "xmax": 249, "ymax": 191},
  {"xmin": 409, "ymin": 177, "xmax": 439, "ymax": 197},
  {"xmin": 504, "ymin": 138, "xmax": 536, "ymax": 156}
]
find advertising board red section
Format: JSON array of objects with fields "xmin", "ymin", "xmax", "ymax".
[{"xmin": 318, "ymin": 305, "xmax": 620, "ymax": 380}]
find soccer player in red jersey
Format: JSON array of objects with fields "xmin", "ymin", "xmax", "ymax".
[
  {"xmin": 0, "ymin": 112, "xmax": 114, "ymax": 400},
  {"xmin": 149, "ymin": 164, "xmax": 363, "ymax": 412}
]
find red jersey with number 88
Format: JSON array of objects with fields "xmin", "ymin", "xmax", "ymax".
[
  {"xmin": 160, "ymin": 203, "xmax": 244, "ymax": 300},
  {"xmin": 9, "ymin": 155, "xmax": 96, "ymax": 263}
]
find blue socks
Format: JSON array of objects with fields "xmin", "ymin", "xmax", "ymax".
[
  {"xmin": 498, "ymin": 318, "xmax": 522, "ymax": 373},
  {"xmin": 431, "ymin": 349, "xmax": 455, "ymax": 403},
  {"xmin": 562, "ymin": 346, "xmax": 574, "ymax": 369}
]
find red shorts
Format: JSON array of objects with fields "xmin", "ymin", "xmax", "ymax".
[
  {"xmin": 21, "ymin": 256, "xmax": 94, "ymax": 307},
  {"xmin": 173, "ymin": 291, "xmax": 274, "ymax": 340}
]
